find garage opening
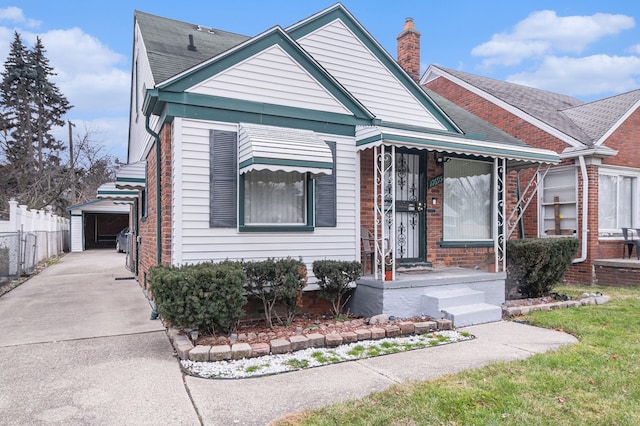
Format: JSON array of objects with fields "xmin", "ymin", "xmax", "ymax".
[{"xmin": 83, "ymin": 213, "xmax": 129, "ymax": 249}]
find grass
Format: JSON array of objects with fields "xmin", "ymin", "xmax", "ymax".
[{"xmin": 274, "ymin": 285, "xmax": 640, "ymax": 426}]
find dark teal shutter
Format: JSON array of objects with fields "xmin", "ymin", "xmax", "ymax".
[
  {"xmin": 210, "ymin": 130, "xmax": 237, "ymax": 227},
  {"xmin": 315, "ymin": 141, "xmax": 336, "ymax": 227}
]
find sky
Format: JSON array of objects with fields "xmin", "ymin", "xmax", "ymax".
[{"xmin": 1, "ymin": 1, "xmax": 639, "ymax": 162}]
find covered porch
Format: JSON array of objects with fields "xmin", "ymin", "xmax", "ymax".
[{"xmin": 352, "ymin": 124, "xmax": 560, "ymax": 326}]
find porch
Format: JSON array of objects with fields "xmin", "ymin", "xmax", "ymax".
[
  {"xmin": 594, "ymin": 258, "xmax": 640, "ymax": 287},
  {"xmin": 349, "ymin": 267, "xmax": 505, "ymax": 327}
]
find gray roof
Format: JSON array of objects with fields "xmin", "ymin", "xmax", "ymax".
[
  {"xmin": 561, "ymin": 89, "xmax": 640, "ymax": 144},
  {"xmin": 424, "ymin": 88, "xmax": 528, "ymax": 148},
  {"xmin": 135, "ymin": 10, "xmax": 250, "ymax": 83},
  {"xmin": 437, "ymin": 67, "xmax": 595, "ymax": 145}
]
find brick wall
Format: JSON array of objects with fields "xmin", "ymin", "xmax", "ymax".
[
  {"xmin": 359, "ymin": 149, "xmax": 493, "ymax": 271},
  {"xmin": 425, "ymin": 76, "xmax": 614, "ymax": 284},
  {"xmin": 137, "ymin": 122, "xmax": 173, "ymax": 286},
  {"xmin": 595, "ymin": 264, "xmax": 640, "ymax": 287}
]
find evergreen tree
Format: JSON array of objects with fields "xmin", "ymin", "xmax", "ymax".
[
  {"xmin": 0, "ymin": 32, "xmax": 34, "ymax": 169},
  {"xmin": 30, "ymin": 36, "xmax": 71, "ymax": 171},
  {"xmin": 0, "ymin": 32, "xmax": 72, "ymax": 210}
]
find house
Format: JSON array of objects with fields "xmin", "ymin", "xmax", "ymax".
[
  {"xmin": 423, "ymin": 65, "xmax": 640, "ymax": 286},
  {"xmin": 123, "ymin": 3, "xmax": 559, "ymax": 325}
]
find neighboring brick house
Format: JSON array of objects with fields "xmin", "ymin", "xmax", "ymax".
[
  {"xmin": 422, "ymin": 65, "xmax": 640, "ymax": 284},
  {"xmin": 115, "ymin": 4, "xmax": 560, "ymax": 322}
]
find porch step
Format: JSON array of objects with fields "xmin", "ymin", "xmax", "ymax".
[
  {"xmin": 422, "ymin": 286, "xmax": 485, "ymax": 314},
  {"xmin": 421, "ymin": 286, "xmax": 502, "ymax": 327},
  {"xmin": 442, "ymin": 303, "xmax": 503, "ymax": 328}
]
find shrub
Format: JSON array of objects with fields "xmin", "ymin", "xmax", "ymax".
[
  {"xmin": 274, "ymin": 258, "xmax": 307, "ymax": 325},
  {"xmin": 148, "ymin": 261, "xmax": 246, "ymax": 334},
  {"xmin": 243, "ymin": 258, "xmax": 307, "ymax": 328},
  {"xmin": 312, "ymin": 260, "xmax": 362, "ymax": 317},
  {"xmin": 506, "ymin": 238, "xmax": 579, "ymax": 298}
]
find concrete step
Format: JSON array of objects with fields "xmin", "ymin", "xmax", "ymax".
[
  {"xmin": 421, "ymin": 286, "xmax": 485, "ymax": 318},
  {"xmin": 442, "ymin": 303, "xmax": 503, "ymax": 327}
]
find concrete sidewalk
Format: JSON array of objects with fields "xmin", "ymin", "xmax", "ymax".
[
  {"xmin": 186, "ymin": 321, "xmax": 578, "ymax": 425},
  {"xmin": 0, "ymin": 250, "xmax": 579, "ymax": 426}
]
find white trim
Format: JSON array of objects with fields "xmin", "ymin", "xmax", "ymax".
[
  {"xmin": 423, "ymin": 65, "xmax": 584, "ymax": 149},
  {"xmin": 172, "ymin": 117, "xmax": 183, "ymax": 266}
]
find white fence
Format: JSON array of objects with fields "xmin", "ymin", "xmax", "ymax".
[{"xmin": 0, "ymin": 200, "xmax": 70, "ymax": 279}]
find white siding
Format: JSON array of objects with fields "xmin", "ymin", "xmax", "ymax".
[
  {"xmin": 129, "ymin": 23, "xmax": 157, "ymax": 163},
  {"xmin": 70, "ymin": 215, "xmax": 83, "ymax": 252},
  {"xmin": 187, "ymin": 45, "xmax": 351, "ymax": 115},
  {"xmin": 297, "ymin": 19, "xmax": 447, "ymax": 130},
  {"xmin": 172, "ymin": 118, "xmax": 358, "ymax": 276}
]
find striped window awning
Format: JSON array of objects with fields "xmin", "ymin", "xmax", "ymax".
[
  {"xmin": 115, "ymin": 161, "xmax": 146, "ymax": 190},
  {"xmin": 238, "ymin": 123, "xmax": 333, "ymax": 176},
  {"xmin": 356, "ymin": 126, "xmax": 560, "ymax": 165},
  {"xmin": 97, "ymin": 182, "xmax": 139, "ymax": 200}
]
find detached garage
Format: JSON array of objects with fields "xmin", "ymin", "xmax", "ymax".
[{"xmin": 67, "ymin": 198, "xmax": 131, "ymax": 252}]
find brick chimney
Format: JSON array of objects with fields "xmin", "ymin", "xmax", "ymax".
[{"xmin": 397, "ymin": 17, "xmax": 421, "ymax": 83}]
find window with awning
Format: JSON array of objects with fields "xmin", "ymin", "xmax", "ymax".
[
  {"xmin": 209, "ymin": 126, "xmax": 337, "ymax": 231},
  {"xmin": 238, "ymin": 123, "xmax": 333, "ymax": 177}
]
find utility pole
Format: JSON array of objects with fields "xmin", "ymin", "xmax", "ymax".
[{"xmin": 68, "ymin": 120, "xmax": 76, "ymax": 204}]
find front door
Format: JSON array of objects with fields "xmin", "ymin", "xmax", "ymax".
[{"xmin": 385, "ymin": 150, "xmax": 426, "ymax": 264}]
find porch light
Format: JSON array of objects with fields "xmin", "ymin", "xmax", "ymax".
[{"xmin": 434, "ymin": 152, "xmax": 450, "ymax": 167}]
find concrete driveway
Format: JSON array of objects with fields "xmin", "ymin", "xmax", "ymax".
[
  {"xmin": 0, "ymin": 250, "xmax": 199, "ymax": 425},
  {"xmin": 0, "ymin": 250, "xmax": 579, "ymax": 426}
]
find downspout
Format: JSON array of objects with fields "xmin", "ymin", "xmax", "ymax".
[
  {"xmin": 573, "ymin": 155, "xmax": 588, "ymax": 263},
  {"xmin": 145, "ymin": 114, "xmax": 162, "ymax": 265}
]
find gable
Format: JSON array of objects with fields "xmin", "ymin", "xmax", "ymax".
[
  {"xmin": 187, "ymin": 44, "xmax": 351, "ymax": 115},
  {"xmin": 289, "ymin": 7, "xmax": 456, "ymax": 132},
  {"xmin": 151, "ymin": 26, "xmax": 373, "ymax": 128}
]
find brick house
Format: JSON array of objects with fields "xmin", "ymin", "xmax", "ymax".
[
  {"xmin": 423, "ymin": 66, "xmax": 640, "ymax": 285},
  {"xmin": 119, "ymin": 4, "xmax": 560, "ymax": 325}
]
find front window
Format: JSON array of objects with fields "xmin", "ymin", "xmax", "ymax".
[
  {"xmin": 243, "ymin": 170, "xmax": 307, "ymax": 225},
  {"xmin": 599, "ymin": 173, "xmax": 636, "ymax": 231},
  {"xmin": 443, "ymin": 158, "xmax": 492, "ymax": 240}
]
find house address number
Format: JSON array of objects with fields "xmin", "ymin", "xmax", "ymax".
[{"xmin": 428, "ymin": 174, "xmax": 443, "ymax": 188}]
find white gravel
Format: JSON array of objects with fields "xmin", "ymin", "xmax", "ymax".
[{"xmin": 181, "ymin": 330, "xmax": 473, "ymax": 379}]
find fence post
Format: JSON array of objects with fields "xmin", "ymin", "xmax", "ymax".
[{"xmin": 8, "ymin": 199, "xmax": 18, "ymax": 231}]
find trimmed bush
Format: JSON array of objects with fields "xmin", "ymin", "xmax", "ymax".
[
  {"xmin": 506, "ymin": 238, "xmax": 579, "ymax": 298},
  {"xmin": 148, "ymin": 261, "xmax": 247, "ymax": 334},
  {"xmin": 243, "ymin": 258, "xmax": 307, "ymax": 328},
  {"xmin": 312, "ymin": 260, "xmax": 362, "ymax": 317}
]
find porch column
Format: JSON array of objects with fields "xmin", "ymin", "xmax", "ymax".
[
  {"xmin": 494, "ymin": 158, "xmax": 506, "ymax": 272},
  {"xmin": 374, "ymin": 144, "xmax": 395, "ymax": 280}
]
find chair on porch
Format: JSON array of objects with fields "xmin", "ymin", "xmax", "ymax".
[
  {"xmin": 621, "ymin": 228, "xmax": 639, "ymax": 259},
  {"xmin": 361, "ymin": 226, "xmax": 375, "ymax": 274}
]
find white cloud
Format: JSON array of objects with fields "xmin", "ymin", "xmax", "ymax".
[
  {"xmin": 0, "ymin": 9, "xmax": 130, "ymax": 160},
  {"xmin": 472, "ymin": 10, "xmax": 635, "ymax": 67},
  {"xmin": 507, "ymin": 55, "xmax": 640, "ymax": 98},
  {"xmin": 628, "ymin": 44, "xmax": 640, "ymax": 54},
  {"xmin": 30, "ymin": 28, "xmax": 129, "ymax": 113},
  {"xmin": 0, "ymin": 6, "xmax": 41, "ymax": 28}
]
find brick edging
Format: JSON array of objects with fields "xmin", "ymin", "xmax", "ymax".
[
  {"xmin": 502, "ymin": 295, "xmax": 610, "ymax": 318},
  {"xmin": 169, "ymin": 319, "xmax": 454, "ymax": 362}
]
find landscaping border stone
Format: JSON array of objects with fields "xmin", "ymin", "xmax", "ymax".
[{"xmin": 168, "ymin": 317, "xmax": 460, "ymax": 362}]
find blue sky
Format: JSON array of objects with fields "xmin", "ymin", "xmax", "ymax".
[{"xmin": 1, "ymin": 1, "xmax": 639, "ymax": 161}]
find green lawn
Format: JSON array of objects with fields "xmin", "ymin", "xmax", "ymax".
[{"xmin": 275, "ymin": 286, "xmax": 640, "ymax": 426}]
